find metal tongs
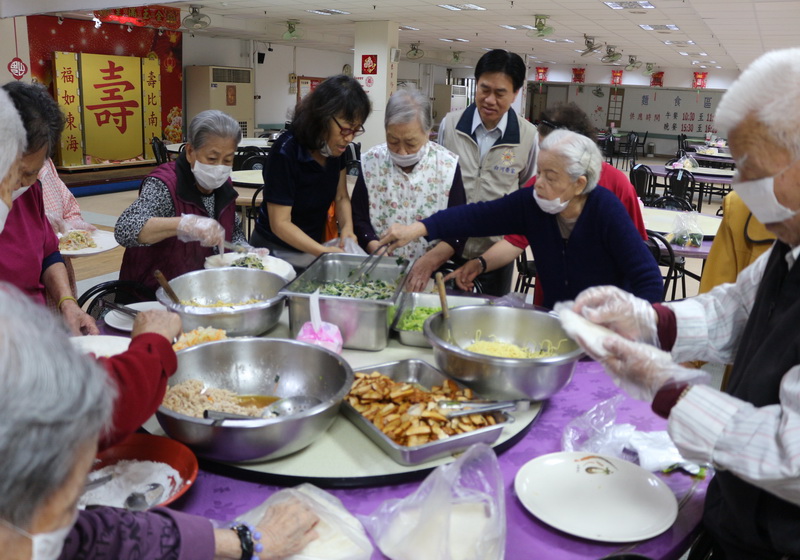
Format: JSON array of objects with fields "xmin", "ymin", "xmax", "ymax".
[
  {"xmin": 437, "ymin": 399, "xmax": 525, "ymax": 418},
  {"xmin": 349, "ymin": 244, "xmax": 389, "ymax": 282},
  {"xmin": 101, "ymin": 299, "xmax": 139, "ymax": 318}
]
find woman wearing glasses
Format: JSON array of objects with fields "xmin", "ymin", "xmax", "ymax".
[{"xmin": 250, "ymin": 74, "xmax": 371, "ymax": 269}]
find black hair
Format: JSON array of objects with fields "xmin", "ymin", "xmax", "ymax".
[
  {"xmin": 2, "ymin": 81, "xmax": 64, "ymax": 156},
  {"xmin": 474, "ymin": 50, "xmax": 526, "ymax": 92},
  {"xmin": 538, "ymin": 102, "xmax": 597, "ymax": 140},
  {"xmin": 290, "ymin": 74, "xmax": 371, "ymax": 151}
]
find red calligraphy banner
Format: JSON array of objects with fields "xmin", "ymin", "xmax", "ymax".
[{"xmin": 93, "ymin": 5, "xmax": 181, "ymax": 30}]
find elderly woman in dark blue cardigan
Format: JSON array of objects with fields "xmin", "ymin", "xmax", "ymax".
[{"xmin": 379, "ymin": 129, "xmax": 663, "ymax": 308}]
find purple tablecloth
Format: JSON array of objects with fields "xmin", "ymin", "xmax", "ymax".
[{"xmin": 167, "ymin": 360, "xmax": 708, "ymax": 560}]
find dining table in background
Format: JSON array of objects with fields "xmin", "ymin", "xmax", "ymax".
[
  {"xmin": 165, "ymin": 137, "xmax": 272, "ymax": 154},
  {"xmin": 649, "ymin": 164, "xmax": 734, "ymax": 212},
  {"xmin": 103, "ymin": 305, "xmax": 712, "ymax": 560},
  {"xmin": 231, "ymin": 169, "xmax": 265, "ymax": 231}
]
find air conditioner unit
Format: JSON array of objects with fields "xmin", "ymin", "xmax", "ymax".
[
  {"xmin": 432, "ymin": 84, "xmax": 468, "ymax": 125},
  {"xmin": 185, "ymin": 66, "xmax": 255, "ymax": 137}
]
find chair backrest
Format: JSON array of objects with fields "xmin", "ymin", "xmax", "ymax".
[
  {"xmin": 601, "ymin": 134, "xmax": 615, "ymax": 160},
  {"xmin": 77, "ymin": 280, "xmax": 157, "ymax": 320},
  {"xmin": 241, "ymin": 155, "xmax": 268, "ymax": 170},
  {"xmin": 640, "ymin": 130, "xmax": 648, "ymax": 144},
  {"xmin": 645, "ymin": 229, "xmax": 675, "ymax": 301},
  {"xmin": 630, "ymin": 164, "xmax": 654, "ymax": 199},
  {"xmin": 246, "ymin": 184, "xmax": 266, "ymax": 238},
  {"xmin": 652, "ymin": 194, "xmax": 694, "ymax": 212},
  {"xmin": 665, "ymin": 168, "xmax": 696, "ymax": 202},
  {"xmin": 151, "ymin": 137, "xmax": 168, "ymax": 165}
]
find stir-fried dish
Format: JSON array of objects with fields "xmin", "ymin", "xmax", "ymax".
[{"xmin": 59, "ymin": 230, "xmax": 96, "ymax": 251}]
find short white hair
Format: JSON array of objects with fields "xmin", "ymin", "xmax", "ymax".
[
  {"xmin": 539, "ymin": 129, "xmax": 602, "ymax": 193},
  {"xmin": 716, "ymin": 48, "xmax": 800, "ymax": 159},
  {"xmin": 0, "ymin": 89, "xmax": 26, "ymax": 182}
]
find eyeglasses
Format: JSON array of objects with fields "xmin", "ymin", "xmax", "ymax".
[{"xmin": 332, "ymin": 116, "xmax": 365, "ymax": 138}]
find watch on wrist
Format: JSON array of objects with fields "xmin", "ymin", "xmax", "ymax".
[{"xmin": 474, "ymin": 256, "xmax": 487, "ymax": 274}]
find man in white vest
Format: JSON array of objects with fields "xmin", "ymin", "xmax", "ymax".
[{"xmin": 438, "ymin": 49, "xmax": 538, "ymax": 295}]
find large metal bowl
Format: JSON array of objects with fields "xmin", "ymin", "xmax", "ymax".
[
  {"xmin": 156, "ymin": 338, "xmax": 353, "ymax": 462},
  {"xmin": 423, "ymin": 305, "xmax": 584, "ymax": 401},
  {"xmin": 156, "ymin": 268, "xmax": 286, "ymax": 336}
]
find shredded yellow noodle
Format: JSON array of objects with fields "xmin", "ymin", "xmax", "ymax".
[
  {"xmin": 465, "ymin": 330, "xmax": 568, "ymax": 358},
  {"xmin": 180, "ymin": 298, "xmax": 261, "ymax": 308}
]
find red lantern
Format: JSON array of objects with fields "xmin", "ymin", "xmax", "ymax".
[
  {"xmin": 535, "ymin": 66, "xmax": 549, "ymax": 93},
  {"xmin": 692, "ymin": 71, "xmax": 708, "ymax": 90},
  {"xmin": 610, "ymin": 69, "xmax": 623, "ymax": 93},
  {"xmin": 650, "ymin": 71, "xmax": 664, "ymax": 100},
  {"xmin": 571, "ymin": 67, "xmax": 585, "ymax": 83}
]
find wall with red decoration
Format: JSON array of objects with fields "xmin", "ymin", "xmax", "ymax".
[{"xmin": 26, "ymin": 15, "xmax": 183, "ymax": 142}]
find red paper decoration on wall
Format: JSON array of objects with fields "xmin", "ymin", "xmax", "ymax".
[
  {"xmin": 93, "ymin": 5, "xmax": 182, "ymax": 30},
  {"xmin": 692, "ymin": 71, "xmax": 708, "ymax": 90},
  {"xmin": 650, "ymin": 71, "xmax": 664, "ymax": 88},
  {"xmin": 610, "ymin": 69, "xmax": 623, "ymax": 87},
  {"xmin": 535, "ymin": 66, "xmax": 549, "ymax": 83},
  {"xmin": 571, "ymin": 68, "xmax": 585, "ymax": 83}
]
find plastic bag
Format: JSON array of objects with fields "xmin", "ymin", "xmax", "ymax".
[
  {"xmin": 323, "ymin": 237, "xmax": 367, "ymax": 256},
  {"xmin": 361, "ymin": 443, "xmax": 505, "ymax": 560},
  {"xmin": 665, "ymin": 212, "xmax": 703, "ymax": 247},
  {"xmin": 235, "ymin": 483, "xmax": 373, "ymax": 560},
  {"xmin": 561, "ymin": 395, "xmax": 636, "ymax": 459},
  {"xmin": 296, "ymin": 289, "xmax": 343, "ymax": 354},
  {"xmin": 670, "ymin": 154, "xmax": 699, "ymax": 170}
]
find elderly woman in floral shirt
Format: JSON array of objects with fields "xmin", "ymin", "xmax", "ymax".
[{"xmin": 352, "ymin": 87, "xmax": 466, "ymax": 291}]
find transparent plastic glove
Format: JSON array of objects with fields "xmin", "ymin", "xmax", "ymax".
[
  {"xmin": 176, "ymin": 213, "xmax": 225, "ymax": 247},
  {"xmin": 600, "ymin": 336, "xmax": 708, "ymax": 401},
  {"xmin": 573, "ymin": 285, "xmax": 658, "ymax": 347},
  {"xmin": 65, "ymin": 217, "xmax": 97, "ymax": 232},
  {"xmin": 46, "ymin": 211, "xmax": 68, "ymax": 234}
]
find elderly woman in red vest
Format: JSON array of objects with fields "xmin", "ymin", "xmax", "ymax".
[{"xmin": 116, "ymin": 110, "xmax": 250, "ymax": 291}]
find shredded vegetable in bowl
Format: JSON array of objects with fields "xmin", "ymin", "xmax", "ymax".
[
  {"xmin": 318, "ymin": 279, "xmax": 395, "ymax": 300},
  {"xmin": 231, "ymin": 255, "xmax": 265, "ymax": 270},
  {"xmin": 397, "ymin": 306, "xmax": 441, "ymax": 331}
]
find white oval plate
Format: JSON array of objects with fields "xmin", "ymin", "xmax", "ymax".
[
  {"xmin": 70, "ymin": 335, "xmax": 131, "ymax": 358},
  {"xmin": 104, "ymin": 301, "xmax": 167, "ymax": 332},
  {"xmin": 58, "ymin": 229, "xmax": 119, "ymax": 257},
  {"xmin": 204, "ymin": 253, "xmax": 296, "ymax": 282},
  {"xmin": 514, "ymin": 451, "xmax": 678, "ymax": 542}
]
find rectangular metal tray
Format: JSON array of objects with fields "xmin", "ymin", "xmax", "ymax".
[
  {"xmin": 342, "ymin": 359, "xmax": 511, "ymax": 465},
  {"xmin": 392, "ymin": 292, "xmax": 491, "ymax": 348},
  {"xmin": 279, "ymin": 253, "xmax": 411, "ymax": 351}
]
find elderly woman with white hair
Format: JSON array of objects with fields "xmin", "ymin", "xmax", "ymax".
[
  {"xmin": 565, "ymin": 47, "xmax": 800, "ymax": 559},
  {"xmin": 0, "ymin": 284, "xmax": 318, "ymax": 560},
  {"xmin": 379, "ymin": 128, "xmax": 662, "ymax": 308},
  {"xmin": 116, "ymin": 109, "xmax": 252, "ymax": 292},
  {"xmin": 352, "ymin": 87, "xmax": 466, "ymax": 291}
]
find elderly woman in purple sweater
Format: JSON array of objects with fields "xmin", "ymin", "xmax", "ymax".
[
  {"xmin": 380, "ymin": 129, "xmax": 663, "ymax": 308},
  {"xmin": 0, "ymin": 286, "xmax": 318, "ymax": 560}
]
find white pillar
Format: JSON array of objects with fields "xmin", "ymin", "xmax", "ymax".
[{"xmin": 353, "ymin": 20, "xmax": 398, "ymax": 151}]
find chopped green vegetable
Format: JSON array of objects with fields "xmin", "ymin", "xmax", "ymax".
[
  {"xmin": 231, "ymin": 255, "xmax": 265, "ymax": 270},
  {"xmin": 397, "ymin": 306, "xmax": 440, "ymax": 331},
  {"xmin": 317, "ymin": 279, "xmax": 395, "ymax": 300}
]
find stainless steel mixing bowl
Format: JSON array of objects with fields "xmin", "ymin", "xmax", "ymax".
[
  {"xmin": 156, "ymin": 338, "xmax": 353, "ymax": 462},
  {"xmin": 423, "ymin": 305, "xmax": 584, "ymax": 401},
  {"xmin": 156, "ymin": 268, "xmax": 286, "ymax": 336}
]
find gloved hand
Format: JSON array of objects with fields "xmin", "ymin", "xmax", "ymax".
[
  {"xmin": 251, "ymin": 247, "xmax": 270, "ymax": 258},
  {"xmin": 46, "ymin": 212, "xmax": 68, "ymax": 234},
  {"xmin": 65, "ymin": 218, "xmax": 97, "ymax": 232},
  {"xmin": 176, "ymin": 214, "xmax": 225, "ymax": 247},
  {"xmin": 573, "ymin": 286, "xmax": 659, "ymax": 347},
  {"xmin": 600, "ymin": 336, "xmax": 707, "ymax": 401}
]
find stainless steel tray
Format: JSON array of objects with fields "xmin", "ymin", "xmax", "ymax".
[
  {"xmin": 280, "ymin": 253, "xmax": 411, "ymax": 351},
  {"xmin": 392, "ymin": 292, "xmax": 491, "ymax": 348},
  {"xmin": 342, "ymin": 359, "xmax": 511, "ymax": 465}
]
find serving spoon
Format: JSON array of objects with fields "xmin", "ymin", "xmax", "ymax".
[{"xmin": 124, "ymin": 483, "xmax": 164, "ymax": 512}]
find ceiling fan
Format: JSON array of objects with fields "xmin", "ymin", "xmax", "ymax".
[
  {"xmin": 624, "ymin": 55, "xmax": 643, "ymax": 71},
  {"xmin": 580, "ymin": 35, "xmax": 602, "ymax": 57},
  {"xmin": 407, "ymin": 43, "xmax": 425, "ymax": 60},
  {"xmin": 601, "ymin": 45, "xmax": 622, "ymax": 64},
  {"xmin": 592, "ymin": 87, "xmax": 605, "ymax": 98},
  {"xmin": 642, "ymin": 62, "xmax": 656, "ymax": 76},
  {"xmin": 182, "ymin": 5, "xmax": 211, "ymax": 30},
  {"xmin": 282, "ymin": 20, "xmax": 303, "ymax": 40},
  {"xmin": 526, "ymin": 14, "xmax": 554, "ymax": 38}
]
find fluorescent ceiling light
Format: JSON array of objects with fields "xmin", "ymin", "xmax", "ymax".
[
  {"xmin": 438, "ymin": 3, "xmax": 486, "ymax": 10},
  {"xmin": 399, "ymin": 25, "xmax": 419, "ymax": 31},
  {"xmin": 604, "ymin": 1, "xmax": 655, "ymax": 9},
  {"xmin": 499, "ymin": 24, "xmax": 534, "ymax": 30},
  {"xmin": 306, "ymin": 8, "xmax": 350, "ymax": 15},
  {"xmin": 640, "ymin": 24, "xmax": 679, "ymax": 31},
  {"xmin": 440, "ymin": 38, "xmax": 470, "ymax": 42},
  {"xmin": 663, "ymin": 40, "xmax": 695, "ymax": 46}
]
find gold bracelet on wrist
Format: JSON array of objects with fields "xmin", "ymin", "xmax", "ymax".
[{"xmin": 57, "ymin": 295, "xmax": 78, "ymax": 311}]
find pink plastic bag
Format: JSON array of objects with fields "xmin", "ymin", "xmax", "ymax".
[{"xmin": 296, "ymin": 289, "xmax": 343, "ymax": 354}]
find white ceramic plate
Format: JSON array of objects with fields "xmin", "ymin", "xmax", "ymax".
[
  {"xmin": 58, "ymin": 229, "xmax": 119, "ymax": 257},
  {"xmin": 204, "ymin": 253, "xmax": 296, "ymax": 282},
  {"xmin": 70, "ymin": 335, "xmax": 131, "ymax": 358},
  {"xmin": 104, "ymin": 301, "xmax": 167, "ymax": 332},
  {"xmin": 515, "ymin": 452, "xmax": 678, "ymax": 542}
]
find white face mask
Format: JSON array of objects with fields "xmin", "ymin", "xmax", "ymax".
[
  {"xmin": 389, "ymin": 149, "xmax": 422, "ymax": 168},
  {"xmin": 192, "ymin": 161, "xmax": 232, "ymax": 191},
  {"xmin": 319, "ymin": 142, "xmax": 335, "ymax": 158},
  {"xmin": 0, "ymin": 199, "xmax": 9, "ymax": 235},
  {"xmin": 11, "ymin": 185, "xmax": 30, "ymax": 200},
  {"xmin": 533, "ymin": 188, "xmax": 570, "ymax": 214},
  {"xmin": 732, "ymin": 163, "xmax": 797, "ymax": 224},
  {"xmin": 1, "ymin": 510, "xmax": 77, "ymax": 560}
]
